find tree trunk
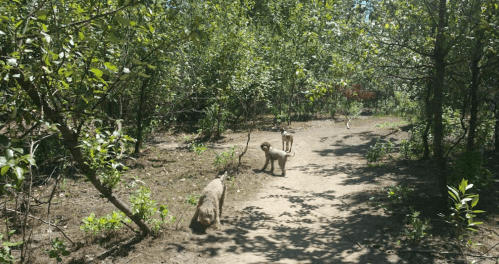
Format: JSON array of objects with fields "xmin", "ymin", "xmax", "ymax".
[
  {"xmin": 495, "ymin": 105, "xmax": 499, "ymax": 152},
  {"xmin": 134, "ymin": 71, "xmax": 153, "ymax": 154},
  {"xmin": 432, "ymin": 0, "xmax": 448, "ymax": 204},
  {"xmin": 422, "ymin": 76, "xmax": 432, "ymax": 159},
  {"xmin": 467, "ymin": 31, "xmax": 483, "ymax": 153},
  {"xmin": 20, "ymin": 79, "xmax": 153, "ymax": 235},
  {"xmin": 287, "ymin": 77, "xmax": 295, "ymax": 126}
]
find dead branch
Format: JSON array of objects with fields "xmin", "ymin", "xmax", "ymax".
[
  {"xmin": 346, "ymin": 108, "xmax": 369, "ymax": 129},
  {"xmin": 237, "ymin": 129, "xmax": 251, "ymax": 169}
]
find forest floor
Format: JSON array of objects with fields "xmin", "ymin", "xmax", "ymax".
[{"xmin": 11, "ymin": 116, "xmax": 499, "ymax": 264}]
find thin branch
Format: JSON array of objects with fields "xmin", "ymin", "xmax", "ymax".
[
  {"xmin": 5, "ymin": 208, "xmax": 75, "ymax": 246},
  {"xmin": 237, "ymin": 130, "xmax": 251, "ymax": 169}
]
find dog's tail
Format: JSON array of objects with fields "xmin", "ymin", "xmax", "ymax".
[
  {"xmin": 219, "ymin": 171, "xmax": 229, "ymax": 181},
  {"xmin": 286, "ymin": 151, "xmax": 296, "ymax": 157}
]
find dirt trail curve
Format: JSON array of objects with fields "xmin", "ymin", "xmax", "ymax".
[{"xmin": 169, "ymin": 117, "xmax": 416, "ymax": 264}]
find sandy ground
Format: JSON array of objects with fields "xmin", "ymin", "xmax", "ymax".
[{"xmin": 167, "ymin": 117, "xmax": 422, "ymax": 264}]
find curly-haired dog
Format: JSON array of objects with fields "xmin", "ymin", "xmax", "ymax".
[
  {"xmin": 260, "ymin": 142, "xmax": 295, "ymax": 176},
  {"xmin": 190, "ymin": 172, "xmax": 228, "ymax": 229},
  {"xmin": 280, "ymin": 128, "xmax": 293, "ymax": 152}
]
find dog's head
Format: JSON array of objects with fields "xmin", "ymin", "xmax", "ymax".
[
  {"xmin": 260, "ymin": 142, "xmax": 271, "ymax": 152},
  {"xmin": 198, "ymin": 207, "xmax": 215, "ymax": 226},
  {"xmin": 279, "ymin": 127, "xmax": 285, "ymax": 133}
]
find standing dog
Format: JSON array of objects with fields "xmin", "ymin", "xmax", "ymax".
[
  {"xmin": 280, "ymin": 128, "xmax": 293, "ymax": 152},
  {"xmin": 190, "ymin": 172, "xmax": 228, "ymax": 229},
  {"xmin": 260, "ymin": 142, "xmax": 295, "ymax": 176}
]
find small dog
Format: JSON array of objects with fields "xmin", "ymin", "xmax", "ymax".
[
  {"xmin": 190, "ymin": 172, "xmax": 227, "ymax": 229},
  {"xmin": 260, "ymin": 142, "xmax": 295, "ymax": 176},
  {"xmin": 280, "ymin": 128, "xmax": 293, "ymax": 152}
]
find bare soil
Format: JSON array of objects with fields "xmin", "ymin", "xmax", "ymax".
[{"xmin": 7, "ymin": 116, "xmax": 499, "ymax": 264}]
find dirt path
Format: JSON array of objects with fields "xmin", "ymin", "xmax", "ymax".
[{"xmin": 172, "ymin": 117, "xmax": 414, "ymax": 264}]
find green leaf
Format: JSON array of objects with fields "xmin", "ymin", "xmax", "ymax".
[
  {"xmin": 471, "ymin": 195, "xmax": 479, "ymax": 207},
  {"xmin": 385, "ymin": 23, "xmax": 389, "ymax": 29},
  {"xmin": 1, "ymin": 165, "xmax": 10, "ymax": 176},
  {"xmin": 138, "ymin": 72, "xmax": 150, "ymax": 78},
  {"xmin": 36, "ymin": 10, "xmax": 49, "ymax": 20},
  {"xmin": 148, "ymin": 25, "xmax": 155, "ymax": 33},
  {"xmin": 13, "ymin": 166, "xmax": 24, "ymax": 185},
  {"xmin": 104, "ymin": 62, "xmax": 118, "ymax": 72},
  {"xmin": 6, "ymin": 149, "xmax": 14, "ymax": 159},
  {"xmin": 90, "ymin": 68, "xmax": 103, "ymax": 78},
  {"xmin": 3, "ymin": 241, "xmax": 23, "ymax": 247},
  {"xmin": 447, "ymin": 186, "xmax": 459, "ymax": 201}
]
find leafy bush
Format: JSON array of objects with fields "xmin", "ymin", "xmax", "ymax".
[
  {"xmin": 199, "ymin": 103, "xmax": 229, "ymax": 136},
  {"xmin": 80, "ymin": 211, "xmax": 130, "ymax": 235},
  {"xmin": 383, "ymin": 184, "xmax": 414, "ymax": 202},
  {"xmin": 366, "ymin": 138, "xmax": 393, "ymax": 163},
  {"xmin": 185, "ymin": 193, "xmax": 201, "ymax": 206},
  {"xmin": 190, "ymin": 143, "xmax": 207, "ymax": 155},
  {"xmin": 46, "ymin": 238, "xmax": 70, "ymax": 263},
  {"xmin": 0, "ymin": 135, "xmax": 36, "ymax": 194},
  {"xmin": 79, "ymin": 130, "xmax": 133, "ymax": 189},
  {"xmin": 213, "ymin": 146, "xmax": 237, "ymax": 169},
  {"xmin": 404, "ymin": 207, "xmax": 429, "ymax": 244},
  {"xmin": 451, "ymin": 151, "xmax": 492, "ymax": 189},
  {"xmin": 407, "ymin": 123, "xmax": 430, "ymax": 157},
  {"xmin": 438, "ymin": 179, "xmax": 485, "ymax": 239},
  {"xmin": 399, "ymin": 139, "xmax": 412, "ymax": 159},
  {"xmin": 129, "ymin": 187, "xmax": 175, "ymax": 233},
  {"xmin": 0, "ymin": 231, "xmax": 23, "ymax": 263}
]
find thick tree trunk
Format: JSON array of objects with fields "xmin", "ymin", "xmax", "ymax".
[
  {"xmin": 432, "ymin": 0, "xmax": 448, "ymax": 204},
  {"xmin": 20, "ymin": 79, "xmax": 153, "ymax": 235}
]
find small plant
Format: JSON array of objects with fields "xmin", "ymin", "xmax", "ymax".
[
  {"xmin": 366, "ymin": 138, "xmax": 393, "ymax": 163},
  {"xmin": 404, "ymin": 207, "xmax": 429, "ymax": 244},
  {"xmin": 46, "ymin": 238, "xmax": 70, "ymax": 263},
  {"xmin": 399, "ymin": 139, "xmax": 412, "ymax": 159},
  {"xmin": 438, "ymin": 179, "xmax": 485, "ymax": 240},
  {"xmin": 0, "ymin": 231, "xmax": 23, "ymax": 263},
  {"xmin": 80, "ymin": 211, "xmax": 130, "ymax": 235},
  {"xmin": 383, "ymin": 184, "xmax": 414, "ymax": 202},
  {"xmin": 213, "ymin": 145, "xmax": 237, "ymax": 169},
  {"xmin": 129, "ymin": 187, "xmax": 175, "ymax": 233},
  {"xmin": 190, "ymin": 143, "xmax": 207, "ymax": 155},
  {"xmin": 185, "ymin": 193, "xmax": 201, "ymax": 206}
]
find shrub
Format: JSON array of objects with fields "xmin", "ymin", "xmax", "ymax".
[
  {"xmin": 451, "ymin": 151, "xmax": 492, "ymax": 189},
  {"xmin": 366, "ymin": 138, "xmax": 393, "ymax": 163},
  {"xmin": 438, "ymin": 179, "xmax": 485, "ymax": 240},
  {"xmin": 383, "ymin": 184, "xmax": 414, "ymax": 202},
  {"xmin": 213, "ymin": 146, "xmax": 237, "ymax": 169},
  {"xmin": 80, "ymin": 211, "xmax": 130, "ymax": 235},
  {"xmin": 0, "ymin": 231, "xmax": 23, "ymax": 263},
  {"xmin": 46, "ymin": 238, "xmax": 70, "ymax": 263},
  {"xmin": 404, "ymin": 207, "xmax": 429, "ymax": 244}
]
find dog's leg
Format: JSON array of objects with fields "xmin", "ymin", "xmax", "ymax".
[{"xmin": 190, "ymin": 196, "xmax": 204, "ymax": 225}]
